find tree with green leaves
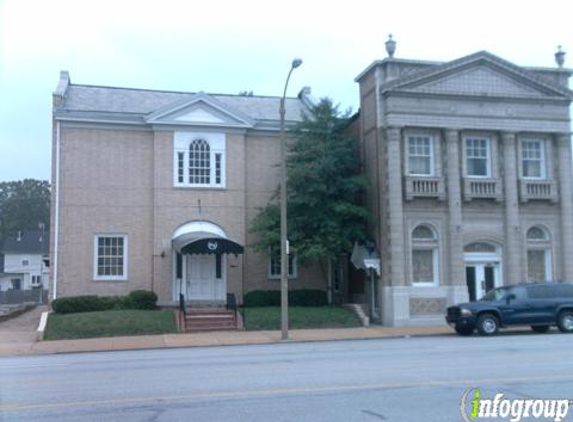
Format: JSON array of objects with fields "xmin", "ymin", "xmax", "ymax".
[
  {"xmin": 250, "ymin": 98, "xmax": 369, "ymax": 277},
  {"xmin": 0, "ymin": 179, "xmax": 50, "ymax": 242}
]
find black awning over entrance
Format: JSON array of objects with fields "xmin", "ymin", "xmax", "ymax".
[{"xmin": 180, "ymin": 237, "xmax": 244, "ymax": 255}]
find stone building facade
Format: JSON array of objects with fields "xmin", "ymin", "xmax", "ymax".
[
  {"xmin": 355, "ymin": 46, "xmax": 573, "ymax": 325},
  {"xmin": 50, "ymin": 73, "xmax": 325, "ymax": 305}
]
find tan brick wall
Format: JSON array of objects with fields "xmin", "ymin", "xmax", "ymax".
[
  {"xmin": 53, "ymin": 125, "xmax": 327, "ymax": 304},
  {"xmin": 54, "ymin": 127, "xmax": 154, "ymax": 298}
]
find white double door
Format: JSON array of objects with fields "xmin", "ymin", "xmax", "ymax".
[
  {"xmin": 186, "ymin": 254, "xmax": 226, "ymax": 301},
  {"xmin": 465, "ymin": 263, "xmax": 500, "ymax": 301}
]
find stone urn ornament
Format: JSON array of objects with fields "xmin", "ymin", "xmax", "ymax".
[
  {"xmin": 386, "ymin": 34, "xmax": 396, "ymax": 58},
  {"xmin": 555, "ymin": 45, "xmax": 565, "ymax": 68}
]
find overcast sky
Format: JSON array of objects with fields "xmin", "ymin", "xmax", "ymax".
[{"xmin": 1, "ymin": 0, "xmax": 572, "ymax": 182}]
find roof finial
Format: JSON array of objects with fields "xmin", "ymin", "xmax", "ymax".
[
  {"xmin": 555, "ymin": 45, "xmax": 565, "ymax": 68},
  {"xmin": 385, "ymin": 34, "xmax": 396, "ymax": 58}
]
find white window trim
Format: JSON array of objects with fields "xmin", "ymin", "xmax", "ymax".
[
  {"xmin": 407, "ymin": 135, "xmax": 435, "ymax": 176},
  {"xmin": 411, "ymin": 246, "xmax": 439, "ymax": 287},
  {"xmin": 526, "ymin": 226, "xmax": 553, "ymax": 282},
  {"xmin": 173, "ymin": 132, "xmax": 226, "ymax": 188},
  {"xmin": 268, "ymin": 250, "xmax": 298, "ymax": 279},
  {"xmin": 411, "ymin": 224, "xmax": 440, "ymax": 287},
  {"xmin": 521, "ymin": 139, "xmax": 547, "ymax": 180},
  {"xmin": 464, "ymin": 137, "xmax": 492, "ymax": 178},
  {"xmin": 93, "ymin": 234, "xmax": 128, "ymax": 281}
]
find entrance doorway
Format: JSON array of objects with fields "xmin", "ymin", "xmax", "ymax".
[
  {"xmin": 465, "ymin": 264, "xmax": 498, "ymax": 301},
  {"xmin": 186, "ymin": 254, "xmax": 226, "ymax": 301},
  {"xmin": 464, "ymin": 242, "xmax": 502, "ymax": 301}
]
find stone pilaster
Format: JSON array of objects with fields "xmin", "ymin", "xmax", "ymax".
[
  {"xmin": 445, "ymin": 130, "xmax": 464, "ymax": 287},
  {"xmin": 557, "ymin": 133, "xmax": 573, "ymax": 279},
  {"xmin": 502, "ymin": 132, "xmax": 520, "ymax": 285},
  {"xmin": 386, "ymin": 127, "xmax": 406, "ymax": 287}
]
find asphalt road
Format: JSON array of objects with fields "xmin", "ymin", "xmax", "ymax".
[{"xmin": 2, "ymin": 331, "xmax": 573, "ymax": 422}]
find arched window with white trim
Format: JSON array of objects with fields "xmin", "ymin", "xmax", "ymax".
[
  {"xmin": 411, "ymin": 225, "xmax": 439, "ymax": 286},
  {"xmin": 174, "ymin": 132, "xmax": 226, "ymax": 188},
  {"xmin": 189, "ymin": 139, "xmax": 211, "ymax": 184},
  {"xmin": 526, "ymin": 226, "xmax": 552, "ymax": 283}
]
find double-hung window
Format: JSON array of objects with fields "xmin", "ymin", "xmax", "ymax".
[
  {"xmin": 466, "ymin": 137, "xmax": 491, "ymax": 177},
  {"xmin": 521, "ymin": 140, "xmax": 545, "ymax": 179},
  {"xmin": 408, "ymin": 135, "xmax": 433, "ymax": 176},
  {"xmin": 94, "ymin": 234, "xmax": 128, "ymax": 280},
  {"xmin": 269, "ymin": 249, "xmax": 297, "ymax": 279},
  {"xmin": 174, "ymin": 132, "xmax": 226, "ymax": 188}
]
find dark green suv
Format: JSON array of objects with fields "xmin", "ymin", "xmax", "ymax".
[{"xmin": 446, "ymin": 282, "xmax": 573, "ymax": 336}]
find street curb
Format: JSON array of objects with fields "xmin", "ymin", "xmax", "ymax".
[{"xmin": 19, "ymin": 330, "xmax": 454, "ymax": 357}]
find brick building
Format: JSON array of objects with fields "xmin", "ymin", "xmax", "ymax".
[
  {"xmin": 50, "ymin": 43, "xmax": 573, "ymax": 326},
  {"xmin": 50, "ymin": 74, "xmax": 325, "ymax": 305}
]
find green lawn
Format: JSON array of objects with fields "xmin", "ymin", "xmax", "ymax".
[
  {"xmin": 241, "ymin": 306, "xmax": 361, "ymax": 331},
  {"xmin": 44, "ymin": 310, "xmax": 178, "ymax": 340}
]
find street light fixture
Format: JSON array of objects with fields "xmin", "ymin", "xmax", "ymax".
[{"xmin": 280, "ymin": 58, "xmax": 302, "ymax": 340}]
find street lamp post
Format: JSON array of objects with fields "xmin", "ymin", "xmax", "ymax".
[{"xmin": 280, "ymin": 58, "xmax": 302, "ymax": 340}]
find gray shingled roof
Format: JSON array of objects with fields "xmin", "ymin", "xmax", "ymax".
[
  {"xmin": 1, "ymin": 231, "xmax": 48, "ymax": 255},
  {"xmin": 61, "ymin": 85, "xmax": 308, "ymax": 122}
]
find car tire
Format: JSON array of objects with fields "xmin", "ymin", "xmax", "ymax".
[
  {"xmin": 476, "ymin": 314, "xmax": 499, "ymax": 336},
  {"xmin": 531, "ymin": 325, "xmax": 550, "ymax": 334},
  {"xmin": 455, "ymin": 326, "xmax": 474, "ymax": 336},
  {"xmin": 557, "ymin": 311, "xmax": 573, "ymax": 333}
]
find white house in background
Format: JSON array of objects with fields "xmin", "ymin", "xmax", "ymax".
[{"xmin": 0, "ymin": 230, "xmax": 49, "ymax": 292}]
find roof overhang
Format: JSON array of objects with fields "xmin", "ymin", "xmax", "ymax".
[{"xmin": 172, "ymin": 221, "xmax": 244, "ymax": 255}]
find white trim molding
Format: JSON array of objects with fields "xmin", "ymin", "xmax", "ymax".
[{"xmin": 93, "ymin": 234, "xmax": 128, "ymax": 281}]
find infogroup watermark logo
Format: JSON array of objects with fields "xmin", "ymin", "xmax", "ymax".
[{"xmin": 460, "ymin": 388, "xmax": 571, "ymax": 422}]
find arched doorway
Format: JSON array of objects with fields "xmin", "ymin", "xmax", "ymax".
[
  {"xmin": 464, "ymin": 242, "xmax": 503, "ymax": 301},
  {"xmin": 171, "ymin": 221, "xmax": 243, "ymax": 302}
]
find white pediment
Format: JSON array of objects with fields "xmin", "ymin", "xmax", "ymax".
[
  {"xmin": 174, "ymin": 107, "xmax": 225, "ymax": 123},
  {"xmin": 145, "ymin": 92, "xmax": 254, "ymax": 128},
  {"xmin": 411, "ymin": 65, "xmax": 546, "ymax": 98}
]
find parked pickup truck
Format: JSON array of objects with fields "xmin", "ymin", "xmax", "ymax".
[{"xmin": 446, "ymin": 282, "xmax": 573, "ymax": 336}]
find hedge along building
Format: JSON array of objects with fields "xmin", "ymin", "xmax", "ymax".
[
  {"xmin": 49, "ymin": 72, "xmax": 326, "ymax": 306},
  {"xmin": 355, "ymin": 38, "xmax": 573, "ymax": 325}
]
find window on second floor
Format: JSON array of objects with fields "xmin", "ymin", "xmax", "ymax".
[
  {"xmin": 521, "ymin": 139, "xmax": 546, "ymax": 179},
  {"xmin": 174, "ymin": 133, "xmax": 226, "ymax": 188},
  {"xmin": 465, "ymin": 137, "xmax": 491, "ymax": 177},
  {"xmin": 407, "ymin": 135, "xmax": 434, "ymax": 176}
]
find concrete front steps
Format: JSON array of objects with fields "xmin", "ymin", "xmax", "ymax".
[{"xmin": 183, "ymin": 308, "xmax": 238, "ymax": 332}]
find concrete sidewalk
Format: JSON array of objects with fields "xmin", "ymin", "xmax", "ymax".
[{"xmin": 0, "ymin": 307, "xmax": 454, "ymax": 357}]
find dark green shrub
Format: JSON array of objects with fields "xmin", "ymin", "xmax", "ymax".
[
  {"xmin": 52, "ymin": 296, "xmax": 108, "ymax": 314},
  {"xmin": 51, "ymin": 290, "xmax": 157, "ymax": 314},
  {"xmin": 243, "ymin": 290, "xmax": 281, "ymax": 307},
  {"xmin": 99, "ymin": 295, "xmax": 129, "ymax": 311},
  {"xmin": 128, "ymin": 290, "xmax": 158, "ymax": 310},
  {"xmin": 289, "ymin": 289, "xmax": 327, "ymax": 307},
  {"xmin": 243, "ymin": 289, "xmax": 326, "ymax": 307}
]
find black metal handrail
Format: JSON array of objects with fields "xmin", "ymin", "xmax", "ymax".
[
  {"xmin": 179, "ymin": 293, "xmax": 186, "ymax": 331},
  {"xmin": 226, "ymin": 293, "xmax": 237, "ymax": 327}
]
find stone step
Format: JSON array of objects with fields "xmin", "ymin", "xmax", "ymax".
[
  {"xmin": 186, "ymin": 325, "xmax": 238, "ymax": 333},
  {"xmin": 185, "ymin": 320, "xmax": 237, "ymax": 332},
  {"xmin": 182, "ymin": 309, "xmax": 237, "ymax": 332},
  {"xmin": 185, "ymin": 309, "xmax": 233, "ymax": 315}
]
